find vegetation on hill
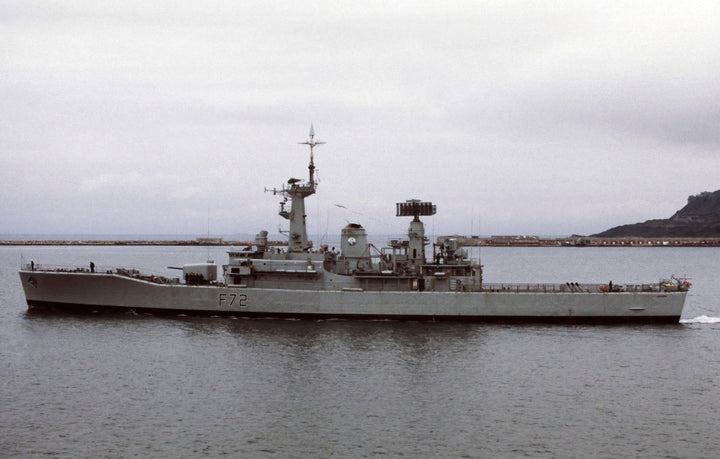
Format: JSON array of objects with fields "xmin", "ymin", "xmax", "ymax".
[{"xmin": 592, "ymin": 190, "xmax": 720, "ymax": 237}]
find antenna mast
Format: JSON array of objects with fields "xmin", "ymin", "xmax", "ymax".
[
  {"xmin": 298, "ymin": 123, "xmax": 325, "ymax": 185},
  {"xmin": 265, "ymin": 125, "xmax": 325, "ymax": 252}
]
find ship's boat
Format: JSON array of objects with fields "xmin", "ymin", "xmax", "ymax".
[{"xmin": 18, "ymin": 127, "xmax": 690, "ymax": 322}]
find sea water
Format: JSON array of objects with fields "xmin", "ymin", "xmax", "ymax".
[{"xmin": 1, "ymin": 246, "xmax": 718, "ymax": 457}]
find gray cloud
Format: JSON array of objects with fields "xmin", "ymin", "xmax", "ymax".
[{"xmin": 2, "ymin": 1, "xmax": 719, "ymax": 237}]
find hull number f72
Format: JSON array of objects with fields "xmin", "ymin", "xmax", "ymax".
[{"xmin": 218, "ymin": 293, "xmax": 248, "ymax": 308}]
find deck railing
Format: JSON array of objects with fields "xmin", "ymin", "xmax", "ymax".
[
  {"xmin": 21, "ymin": 263, "xmax": 179, "ymax": 283},
  {"xmin": 480, "ymin": 282, "xmax": 666, "ymax": 293},
  {"xmin": 20, "ymin": 263, "xmax": 684, "ymax": 293}
]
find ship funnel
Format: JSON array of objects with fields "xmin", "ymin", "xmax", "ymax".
[
  {"xmin": 255, "ymin": 230, "xmax": 269, "ymax": 251},
  {"xmin": 341, "ymin": 223, "xmax": 369, "ymax": 258},
  {"xmin": 340, "ymin": 223, "xmax": 372, "ymax": 273}
]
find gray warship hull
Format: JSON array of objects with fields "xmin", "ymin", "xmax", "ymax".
[
  {"xmin": 18, "ymin": 127, "xmax": 690, "ymax": 322},
  {"xmin": 19, "ymin": 270, "xmax": 687, "ymax": 322}
]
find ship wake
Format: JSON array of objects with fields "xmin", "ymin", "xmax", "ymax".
[{"xmin": 680, "ymin": 315, "xmax": 720, "ymax": 324}]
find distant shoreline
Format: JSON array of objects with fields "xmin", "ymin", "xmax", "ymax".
[
  {"xmin": 438, "ymin": 236, "xmax": 720, "ymax": 247},
  {"xmin": 3, "ymin": 236, "xmax": 720, "ymax": 247}
]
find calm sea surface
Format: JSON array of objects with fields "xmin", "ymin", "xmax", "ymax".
[{"xmin": 1, "ymin": 246, "xmax": 719, "ymax": 457}]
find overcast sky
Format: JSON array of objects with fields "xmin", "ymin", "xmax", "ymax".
[{"xmin": 2, "ymin": 1, "xmax": 719, "ymax": 239}]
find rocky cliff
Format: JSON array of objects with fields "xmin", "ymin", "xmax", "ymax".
[{"xmin": 592, "ymin": 190, "xmax": 720, "ymax": 237}]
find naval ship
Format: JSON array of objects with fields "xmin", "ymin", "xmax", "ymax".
[{"xmin": 19, "ymin": 128, "xmax": 690, "ymax": 322}]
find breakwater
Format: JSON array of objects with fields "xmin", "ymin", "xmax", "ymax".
[{"xmin": 0, "ymin": 239, "xmax": 287, "ymax": 247}]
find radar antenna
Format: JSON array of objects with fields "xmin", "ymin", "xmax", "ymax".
[
  {"xmin": 396, "ymin": 199, "xmax": 437, "ymax": 221},
  {"xmin": 395, "ymin": 200, "xmax": 436, "ymax": 262},
  {"xmin": 298, "ymin": 123, "xmax": 324, "ymax": 185}
]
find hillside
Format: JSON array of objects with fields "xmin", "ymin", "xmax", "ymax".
[{"xmin": 592, "ymin": 190, "xmax": 720, "ymax": 238}]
